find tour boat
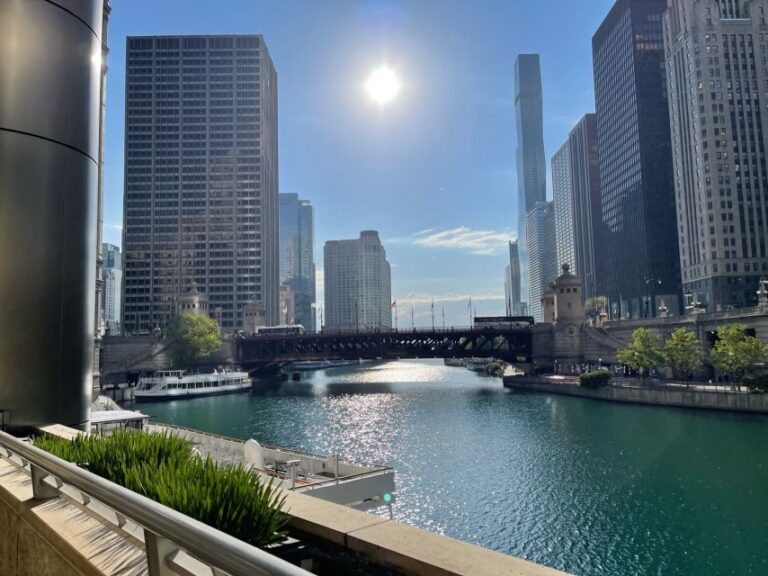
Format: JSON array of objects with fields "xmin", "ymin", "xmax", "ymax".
[
  {"xmin": 465, "ymin": 358, "xmax": 493, "ymax": 372},
  {"xmin": 134, "ymin": 369, "xmax": 251, "ymax": 401}
]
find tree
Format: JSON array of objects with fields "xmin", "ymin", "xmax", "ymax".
[
  {"xmin": 664, "ymin": 328, "xmax": 702, "ymax": 381},
  {"xmin": 617, "ymin": 328, "xmax": 665, "ymax": 379},
  {"xmin": 709, "ymin": 324, "xmax": 768, "ymax": 382},
  {"xmin": 167, "ymin": 313, "xmax": 222, "ymax": 368}
]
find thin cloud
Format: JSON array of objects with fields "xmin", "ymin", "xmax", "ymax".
[
  {"xmin": 412, "ymin": 227, "xmax": 517, "ymax": 255},
  {"xmin": 396, "ymin": 292, "xmax": 504, "ymax": 307}
]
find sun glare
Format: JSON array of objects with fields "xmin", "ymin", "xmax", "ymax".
[{"xmin": 366, "ymin": 66, "xmax": 401, "ymax": 105}]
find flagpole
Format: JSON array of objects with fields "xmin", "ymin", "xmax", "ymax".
[
  {"xmin": 468, "ymin": 297, "xmax": 472, "ymax": 328},
  {"xmin": 395, "ymin": 303, "xmax": 398, "ymax": 331},
  {"xmin": 431, "ymin": 298, "xmax": 435, "ymax": 332},
  {"xmin": 411, "ymin": 306, "xmax": 415, "ymax": 331},
  {"xmin": 442, "ymin": 306, "xmax": 445, "ymax": 330}
]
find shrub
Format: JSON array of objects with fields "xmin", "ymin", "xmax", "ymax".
[
  {"xmin": 744, "ymin": 374, "xmax": 768, "ymax": 393},
  {"xmin": 579, "ymin": 371, "xmax": 611, "ymax": 389},
  {"xmin": 33, "ymin": 430, "xmax": 287, "ymax": 548}
]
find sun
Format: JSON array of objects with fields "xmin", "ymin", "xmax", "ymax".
[{"xmin": 366, "ymin": 66, "xmax": 401, "ymax": 105}]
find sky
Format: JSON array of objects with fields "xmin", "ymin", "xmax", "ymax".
[{"xmin": 103, "ymin": 0, "xmax": 616, "ymax": 327}]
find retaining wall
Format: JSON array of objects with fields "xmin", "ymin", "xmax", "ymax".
[{"xmin": 503, "ymin": 378, "xmax": 768, "ymax": 414}]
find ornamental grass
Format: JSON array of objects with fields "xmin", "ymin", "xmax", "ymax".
[{"xmin": 33, "ymin": 430, "xmax": 288, "ymax": 548}]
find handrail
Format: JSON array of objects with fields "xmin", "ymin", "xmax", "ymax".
[{"xmin": 0, "ymin": 430, "xmax": 311, "ymax": 576}]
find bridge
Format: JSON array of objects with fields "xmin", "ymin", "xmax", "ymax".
[{"xmin": 234, "ymin": 327, "xmax": 533, "ymax": 371}]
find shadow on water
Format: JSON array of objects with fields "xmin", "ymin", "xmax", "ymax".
[{"xmin": 249, "ymin": 380, "xmax": 394, "ymax": 397}]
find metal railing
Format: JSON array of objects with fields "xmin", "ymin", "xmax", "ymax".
[{"xmin": 0, "ymin": 430, "xmax": 311, "ymax": 576}]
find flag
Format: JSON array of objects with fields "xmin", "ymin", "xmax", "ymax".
[{"xmin": 391, "ymin": 301, "xmax": 397, "ymax": 309}]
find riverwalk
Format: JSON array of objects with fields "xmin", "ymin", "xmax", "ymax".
[{"xmin": 503, "ymin": 374, "xmax": 768, "ymax": 414}]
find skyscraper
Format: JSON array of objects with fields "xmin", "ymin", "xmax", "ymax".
[
  {"xmin": 665, "ymin": 0, "xmax": 768, "ymax": 310},
  {"xmin": 527, "ymin": 202, "xmax": 558, "ymax": 322},
  {"xmin": 569, "ymin": 114, "xmax": 603, "ymax": 301},
  {"xmin": 102, "ymin": 243, "xmax": 122, "ymax": 334},
  {"xmin": 279, "ymin": 194, "xmax": 316, "ymax": 331},
  {"xmin": 552, "ymin": 140, "xmax": 576, "ymax": 275},
  {"xmin": 505, "ymin": 240, "xmax": 522, "ymax": 315},
  {"xmin": 593, "ymin": 0, "xmax": 681, "ymax": 319},
  {"xmin": 324, "ymin": 231, "xmax": 392, "ymax": 331},
  {"xmin": 515, "ymin": 54, "xmax": 547, "ymax": 304},
  {"xmin": 122, "ymin": 35, "xmax": 279, "ymax": 333}
]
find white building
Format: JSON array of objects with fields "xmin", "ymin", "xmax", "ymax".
[
  {"xmin": 324, "ymin": 231, "xmax": 392, "ymax": 331},
  {"xmin": 102, "ymin": 243, "xmax": 122, "ymax": 334}
]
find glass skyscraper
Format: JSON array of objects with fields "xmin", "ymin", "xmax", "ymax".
[
  {"xmin": 552, "ymin": 140, "xmax": 576, "ymax": 275},
  {"xmin": 593, "ymin": 0, "xmax": 681, "ymax": 319},
  {"xmin": 514, "ymin": 54, "xmax": 547, "ymax": 305},
  {"xmin": 122, "ymin": 35, "xmax": 279, "ymax": 333},
  {"xmin": 527, "ymin": 202, "xmax": 558, "ymax": 322},
  {"xmin": 279, "ymin": 194, "xmax": 316, "ymax": 331},
  {"xmin": 569, "ymin": 114, "xmax": 603, "ymax": 301}
]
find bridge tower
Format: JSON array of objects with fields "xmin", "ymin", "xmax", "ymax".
[{"xmin": 552, "ymin": 264, "xmax": 584, "ymax": 363}]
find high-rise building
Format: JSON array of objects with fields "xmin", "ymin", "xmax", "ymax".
[
  {"xmin": 504, "ymin": 240, "xmax": 522, "ymax": 315},
  {"xmin": 515, "ymin": 54, "xmax": 547, "ymax": 305},
  {"xmin": 102, "ymin": 243, "xmax": 122, "ymax": 334},
  {"xmin": 279, "ymin": 194, "xmax": 316, "ymax": 331},
  {"xmin": 569, "ymin": 114, "xmax": 603, "ymax": 301},
  {"xmin": 552, "ymin": 140, "xmax": 576, "ymax": 275},
  {"xmin": 324, "ymin": 231, "xmax": 391, "ymax": 331},
  {"xmin": 122, "ymin": 35, "xmax": 279, "ymax": 333},
  {"xmin": 527, "ymin": 202, "xmax": 558, "ymax": 322},
  {"xmin": 665, "ymin": 0, "xmax": 768, "ymax": 310},
  {"xmin": 593, "ymin": 0, "xmax": 681, "ymax": 319}
]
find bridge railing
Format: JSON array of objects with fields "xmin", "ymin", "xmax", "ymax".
[
  {"xmin": 239, "ymin": 325, "xmax": 530, "ymax": 338},
  {"xmin": 0, "ymin": 430, "xmax": 311, "ymax": 576}
]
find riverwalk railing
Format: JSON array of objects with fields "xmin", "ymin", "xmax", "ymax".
[{"xmin": 0, "ymin": 430, "xmax": 311, "ymax": 576}]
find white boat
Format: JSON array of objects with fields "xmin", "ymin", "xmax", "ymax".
[
  {"xmin": 134, "ymin": 369, "xmax": 251, "ymax": 402},
  {"xmin": 465, "ymin": 358, "xmax": 493, "ymax": 372}
]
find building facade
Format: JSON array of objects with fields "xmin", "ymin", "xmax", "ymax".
[
  {"xmin": 527, "ymin": 202, "xmax": 558, "ymax": 322},
  {"xmin": 515, "ymin": 54, "xmax": 547, "ymax": 305},
  {"xmin": 324, "ymin": 231, "xmax": 392, "ymax": 331},
  {"xmin": 102, "ymin": 243, "xmax": 122, "ymax": 334},
  {"xmin": 122, "ymin": 35, "xmax": 279, "ymax": 333},
  {"xmin": 665, "ymin": 0, "xmax": 768, "ymax": 310},
  {"xmin": 552, "ymin": 140, "xmax": 576, "ymax": 275},
  {"xmin": 569, "ymin": 114, "xmax": 603, "ymax": 301},
  {"xmin": 505, "ymin": 240, "xmax": 523, "ymax": 315},
  {"xmin": 279, "ymin": 194, "xmax": 316, "ymax": 331},
  {"xmin": 593, "ymin": 0, "xmax": 682, "ymax": 319}
]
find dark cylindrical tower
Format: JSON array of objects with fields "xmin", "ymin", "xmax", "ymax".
[{"xmin": 0, "ymin": 0, "xmax": 105, "ymax": 430}]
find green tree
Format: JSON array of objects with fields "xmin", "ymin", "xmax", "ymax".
[
  {"xmin": 167, "ymin": 313, "xmax": 222, "ymax": 367},
  {"xmin": 664, "ymin": 328, "xmax": 702, "ymax": 381},
  {"xmin": 709, "ymin": 324, "xmax": 768, "ymax": 382},
  {"xmin": 617, "ymin": 327, "xmax": 665, "ymax": 379}
]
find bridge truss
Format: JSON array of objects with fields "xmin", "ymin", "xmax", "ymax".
[{"xmin": 235, "ymin": 328, "xmax": 532, "ymax": 370}]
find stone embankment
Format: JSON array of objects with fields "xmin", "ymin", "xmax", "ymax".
[{"xmin": 503, "ymin": 376, "xmax": 768, "ymax": 414}]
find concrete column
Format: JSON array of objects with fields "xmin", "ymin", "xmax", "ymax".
[{"xmin": 0, "ymin": 0, "xmax": 105, "ymax": 430}]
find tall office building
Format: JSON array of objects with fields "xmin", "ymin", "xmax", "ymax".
[
  {"xmin": 569, "ymin": 114, "xmax": 603, "ymax": 301},
  {"xmin": 279, "ymin": 194, "xmax": 316, "ymax": 331},
  {"xmin": 122, "ymin": 35, "xmax": 279, "ymax": 333},
  {"xmin": 665, "ymin": 0, "xmax": 768, "ymax": 310},
  {"xmin": 515, "ymin": 54, "xmax": 547, "ymax": 304},
  {"xmin": 593, "ymin": 0, "xmax": 681, "ymax": 319},
  {"xmin": 527, "ymin": 202, "xmax": 558, "ymax": 322},
  {"xmin": 102, "ymin": 243, "xmax": 122, "ymax": 334},
  {"xmin": 552, "ymin": 140, "xmax": 576, "ymax": 275},
  {"xmin": 504, "ymin": 240, "xmax": 523, "ymax": 315},
  {"xmin": 324, "ymin": 231, "xmax": 391, "ymax": 331}
]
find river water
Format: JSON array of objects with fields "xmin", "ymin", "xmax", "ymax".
[{"xmin": 135, "ymin": 359, "xmax": 768, "ymax": 576}]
